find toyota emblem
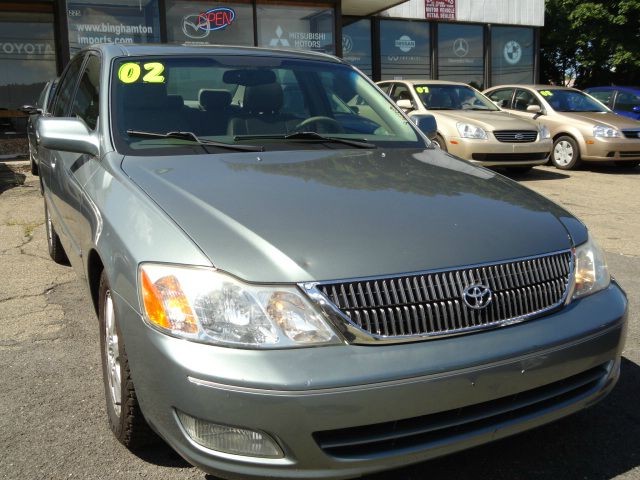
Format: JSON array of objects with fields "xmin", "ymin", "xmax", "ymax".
[
  {"xmin": 515, "ymin": 133, "xmax": 524, "ymax": 140},
  {"xmin": 462, "ymin": 284, "xmax": 493, "ymax": 309}
]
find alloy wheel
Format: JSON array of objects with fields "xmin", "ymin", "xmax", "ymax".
[{"xmin": 104, "ymin": 291, "xmax": 122, "ymax": 417}]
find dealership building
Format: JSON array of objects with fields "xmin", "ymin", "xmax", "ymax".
[{"xmin": 0, "ymin": 0, "xmax": 544, "ymax": 149}]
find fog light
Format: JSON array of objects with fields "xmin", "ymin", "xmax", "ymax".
[{"xmin": 176, "ymin": 410, "xmax": 284, "ymax": 458}]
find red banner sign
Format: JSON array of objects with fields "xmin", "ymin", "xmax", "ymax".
[{"xmin": 425, "ymin": 0, "xmax": 456, "ymax": 20}]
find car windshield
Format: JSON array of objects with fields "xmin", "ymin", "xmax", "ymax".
[
  {"xmin": 110, "ymin": 56, "xmax": 424, "ymax": 155},
  {"xmin": 539, "ymin": 89, "xmax": 608, "ymax": 113},
  {"xmin": 414, "ymin": 84, "xmax": 499, "ymax": 111}
]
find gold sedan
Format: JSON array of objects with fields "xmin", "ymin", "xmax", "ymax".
[
  {"xmin": 484, "ymin": 85, "xmax": 640, "ymax": 170},
  {"xmin": 378, "ymin": 80, "xmax": 552, "ymax": 172}
]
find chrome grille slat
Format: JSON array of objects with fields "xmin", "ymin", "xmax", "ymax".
[{"xmin": 314, "ymin": 251, "xmax": 573, "ymax": 341}]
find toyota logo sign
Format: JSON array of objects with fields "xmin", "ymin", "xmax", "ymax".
[{"xmin": 462, "ymin": 284, "xmax": 493, "ymax": 309}]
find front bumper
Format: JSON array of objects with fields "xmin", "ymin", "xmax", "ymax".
[
  {"xmin": 446, "ymin": 136, "xmax": 552, "ymax": 167},
  {"xmin": 582, "ymin": 136, "xmax": 640, "ymax": 161},
  {"xmin": 116, "ymin": 281, "xmax": 627, "ymax": 480}
]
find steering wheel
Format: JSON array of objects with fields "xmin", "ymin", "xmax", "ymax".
[{"xmin": 295, "ymin": 116, "xmax": 344, "ymax": 133}]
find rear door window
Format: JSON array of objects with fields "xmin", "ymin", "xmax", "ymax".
[
  {"xmin": 51, "ymin": 55, "xmax": 85, "ymax": 117},
  {"xmin": 70, "ymin": 54, "xmax": 101, "ymax": 130}
]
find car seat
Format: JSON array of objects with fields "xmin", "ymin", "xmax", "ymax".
[{"xmin": 227, "ymin": 83, "xmax": 299, "ymax": 136}]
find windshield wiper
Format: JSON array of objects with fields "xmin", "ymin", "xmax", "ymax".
[
  {"xmin": 126, "ymin": 130, "xmax": 264, "ymax": 152},
  {"xmin": 235, "ymin": 131, "xmax": 377, "ymax": 149}
]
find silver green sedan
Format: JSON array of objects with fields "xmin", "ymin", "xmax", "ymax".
[{"xmin": 37, "ymin": 44, "xmax": 627, "ymax": 480}]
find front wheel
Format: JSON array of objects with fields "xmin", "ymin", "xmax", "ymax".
[
  {"xmin": 44, "ymin": 200, "xmax": 69, "ymax": 265},
  {"xmin": 551, "ymin": 136, "xmax": 581, "ymax": 170},
  {"xmin": 431, "ymin": 134, "xmax": 447, "ymax": 152},
  {"xmin": 99, "ymin": 271, "xmax": 156, "ymax": 449},
  {"xmin": 29, "ymin": 143, "xmax": 38, "ymax": 176}
]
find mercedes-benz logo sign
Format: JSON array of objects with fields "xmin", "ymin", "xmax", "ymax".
[
  {"xmin": 453, "ymin": 38, "xmax": 469, "ymax": 57},
  {"xmin": 462, "ymin": 284, "xmax": 493, "ymax": 309}
]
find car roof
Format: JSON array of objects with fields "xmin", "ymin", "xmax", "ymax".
[
  {"xmin": 585, "ymin": 85, "xmax": 640, "ymax": 92},
  {"xmin": 485, "ymin": 85, "xmax": 579, "ymax": 91},
  {"xmin": 379, "ymin": 79, "xmax": 472, "ymax": 87},
  {"xmin": 78, "ymin": 43, "xmax": 344, "ymax": 64}
]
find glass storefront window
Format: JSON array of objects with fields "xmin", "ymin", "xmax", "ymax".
[
  {"xmin": 166, "ymin": 0, "xmax": 254, "ymax": 45},
  {"xmin": 437, "ymin": 23, "xmax": 484, "ymax": 89},
  {"xmin": 380, "ymin": 20, "xmax": 430, "ymax": 80},
  {"xmin": 491, "ymin": 26, "xmax": 534, "ymax": 85},
  {"xmin": 342, "ymin": 19, "xmax": 372, "ymax": 77},
  {"xmin": 67, "ymin": 0, "xmax": 161, "ymax": 55},
  {"xmin": 256, "ymin": 2, "xmax": 335, "ymax": 54},
  {"xmin": 0, "ymin": 11, "xmax": 57, "ymax": 142}
]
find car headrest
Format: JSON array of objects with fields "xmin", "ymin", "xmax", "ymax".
[
  {"xmin": 122, "ymin": 83, "xmax": 169, "ymax": 110},
  {"xmin": 199, "ymin": 89, "xmax": 232, "ymax": 111},
  {"xmin": 167, "ymin": 95, "xmax": 184, "ymax": 110},
  {"xmin": 243, "ymin": 83, "xmax": 283, "ymax": 113}
]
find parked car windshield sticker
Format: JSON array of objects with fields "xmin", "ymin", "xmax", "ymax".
[
  {"xmin": 416, "ymin": 86, "xmax": 429, "ymax": 93},
  {"xmin": 117, "ymin": 62, "xmax": 165, "ymax": 84},
  {"xmin": 539, "ymin": 90, "xmax": 553, "ymax": 97}
]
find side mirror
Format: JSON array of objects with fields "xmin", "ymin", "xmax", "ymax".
[
  {"xmin": 492, "ymin": 100, "xmax": 503, "ymax": 108},
  {"xmin": 37, "ymin": 118, "xmax": 99, "ymax": 156},
  {"xmin": 526, "ymin": 105, "xmax": 541, "ymax": 113},
  {"xmin": 20, "ymin": 105, "xmax": 42, "ymax": 115},
  {"xmin": 411, "ymin": 114, "xmax": 438, "ymax": 140},
  {"xmin": 632, "ymin": 106, "xmax": 640, "ymax": 113},
  {"xmin": 396, "ymin": 99, "xmax": 414, "ymax": 111}
]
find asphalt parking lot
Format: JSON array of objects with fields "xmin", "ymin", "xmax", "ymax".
[{"xmin": 1, "ymin": 161, "xmax": 639, "ymax": 480}]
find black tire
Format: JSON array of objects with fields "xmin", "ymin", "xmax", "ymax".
[
  {"xmin": 44, "ymin": 200, "xmax": 69, "ymax": 265},
  {"xmin": 551, "ymin": 135, "xmax": 581, "ymax": 170},
  {"xmin": 614, "ymin": 161, "xmax": 639, "ymax": 168},
  {"xmin": 431, "ymin": 134, "xmax": 447, "ymax": 152},
  {"xmin": 98, "ymin": 270, "xmax": 156, "ymax": 449},
  {"xmin": 30, "ymin": 150, "xmax": 39, "ymax": 176}
]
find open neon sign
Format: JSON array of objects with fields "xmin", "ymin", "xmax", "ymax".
[{"xmin": 197, "ymin": 7, "xmax": 236, "ymax": 31}]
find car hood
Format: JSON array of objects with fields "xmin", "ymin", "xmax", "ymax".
[
  {"xmin": 428, "ymin": 110, "xmax": 537, "ymax": 131},
  {"xmin": 557, "ymin": 111, "xmax": 640, "ymax": 129},
  {"xmin": 122, "ymin": 148, "xmax": 579, "ymax": 283}
]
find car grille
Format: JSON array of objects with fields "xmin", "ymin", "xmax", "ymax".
[
  {"xmin": 314, "ymin": 251, "xmax": 572, "ymax": 341},
  {"xmin": 622, "ymin": 129, "xmax": 640, "ymax": 139},
  {"xmin": 493, "ymin": 130, "xmax": 538, "ymax": 143},
  {"xmin": 619, "ymin": 151, "xmax": 640, "ymax": 158},
  {"xmin": 313, "ymin": 363, "xmax": 608, "ymax": 459}
]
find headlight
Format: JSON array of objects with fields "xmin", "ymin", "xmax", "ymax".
[
  {"xmin": 456, "ymin": 122, "xmax": 488, "ymax": 139},
  {"xmin": 139, "ymin": 264, "xmax": 340, "ymax": 348},
  {"xmin": 593, "ymin": 125, "xmax": 620, "ymax": 138},
  {"xmin": 538, "ymin": 124, "xmax": 551, "ymax": 139},
  {"xmin": 573, "ymin": 235, "xmax": 610, "ymax": 299}
]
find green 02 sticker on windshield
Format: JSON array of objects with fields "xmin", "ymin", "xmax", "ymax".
[
  {"xmin": 118, "ymin": 62, "xmax": 165, "ymax": 84},
  {"xmin": 540, "ymin": 90, "xmax": 553, "ymax": 97}
]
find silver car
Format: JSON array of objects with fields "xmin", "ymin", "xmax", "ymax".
[{"xmin": 37, "ymin": 44, "xmax": 627, "ymax": 480}]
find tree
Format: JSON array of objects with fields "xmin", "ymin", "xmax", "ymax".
[{"xmin": 541, "ymin": 0, "xmax": 640, "ymax": 87}]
